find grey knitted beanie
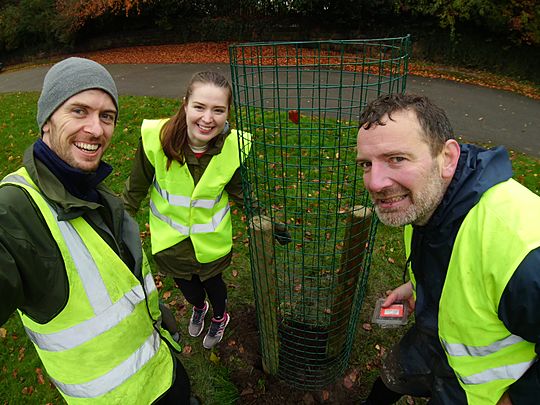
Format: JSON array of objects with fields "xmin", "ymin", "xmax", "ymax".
[{"xmin": 37, "ymin": 57, "xmax": 119, "ymax": 131}]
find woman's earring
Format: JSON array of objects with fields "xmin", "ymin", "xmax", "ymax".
[{"xmin": 221, "ymin": 121, "xmax": 230, "ymax": 135}]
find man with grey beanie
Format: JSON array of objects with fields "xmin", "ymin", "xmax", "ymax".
[{"xmin": 0, "ymin": 57, "xmax": 197, "ymax": 405}]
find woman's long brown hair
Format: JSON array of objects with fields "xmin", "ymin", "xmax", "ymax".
[{"xmin": 160, "ymin": 71, "xmax": 232, "ymax": 169}]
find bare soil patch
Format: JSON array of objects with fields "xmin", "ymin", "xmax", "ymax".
[{"xmin": 217, "ymin": 305, "xmax": 366, "ymax": 404}]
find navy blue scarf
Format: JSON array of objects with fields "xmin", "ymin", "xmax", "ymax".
[{"xmin": 33, "ymin": 138, "xmax": 112, "ymax": 203}]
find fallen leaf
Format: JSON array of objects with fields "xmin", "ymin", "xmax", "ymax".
[
  {"xmin": 302, "ymin": 392, "xmax": 315, "ymax": 404},
  {"xmin": 18, "ymin": 347, "xmax": 25, "ymax": 362},
  {"xmin": 288, "ymin": 110, "xmax": 299, "ymax": 124},
  {"xmin": 232, "ymin": 269, "xmax": 238, "ymax": 278},
  {"xmin": 177, "ymin": 305, "xmax": 187, "ymax": 318},
  {"xmin": 241, "ymin": 387, "xmax": 254, "ymax": 396},
  {"xmin": 35, "ymin": 368, "xmax": 45, "ymax": 385},
  {"xmin": 209, "ymin": 351, "xmax": 220, "ymax": 364},
  {"xmin": 182, "ymin": 345, "xmax": 192, "ymax": 355},
  {"xmin": 346, "ymin": 368, "xmax": 359, "ymax": 383},
  {"xmin": 0, "ymin": 328, "xmax": 6, "ymax": 338},
  {"xmin": 362, "ymin": 323, "xmax": 372, "ymax": 331},
  {"xmin": 321, "ymin": 390, "xmax": 330, "ymax": 401},
  {"xmin": 162, "ymin": 291, "xmax": 172, "ymax": 300}
]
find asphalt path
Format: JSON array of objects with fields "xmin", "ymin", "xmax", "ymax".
[{"xmin": 1, "ymin": 63, "xmax": 539, "ymax": 157}]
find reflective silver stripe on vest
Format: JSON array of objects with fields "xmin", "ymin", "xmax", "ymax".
[
  {"xmin": 153, "ymin": 178, "xmax": 190, "ymax": 207},
  {"xmin": 153, "ymin": 178, "xmax": 223, "ymax": 209},
  {"xmin": 0, "ymin": 174, "xmax": 27, "ymax": 184},
  {"xmin": 51, "ymin": 330, "xmax": 162, "ymax": 398},
  {"xmin": 150, "ymin": 194, "xmax": 230, "ymax": 234},
  {"xmin": 150, "ymin": 199, "xmax": 190, "ymax": 235},
  {"xmin": 442, "ymin": 334, "xmax": 525, "ymax": 357},
  {"xmin": 3, "ymin": 173, "xmax": 111, "ymax": 312},
  {"xmin": 58, "ymin": 218, "xmax": 113, "ymax": 313},
  {"xmin": 191, "ymin": 205, "xmax": 230, "ymax": 234},
  {"xmin": 2, "ymin": 174, "xmax": 158, "ymax": 351},
  {"xmin": 143, "ymin": 271, "xmax": 157, "ymax": 294},
  {"xmin": 24, "ymin": 273, "xmax": 155, "ymax": 351},
  {"xmin": 459, "ymin": 359, "xmax": 536, "ymax": 385},
  {"xmin": 191, "ymin": 192, "xmax": 222, "ymax": 209}
]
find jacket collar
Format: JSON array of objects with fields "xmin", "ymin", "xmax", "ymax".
[
  {"xmin": 421, "ymin": 143, "xmax": 513, "ymax": 231},
  {"xmin": 23, "ymin": 145, "xmax": 114, "ymax": 220}
]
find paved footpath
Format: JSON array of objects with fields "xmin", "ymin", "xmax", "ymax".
[{"xmin": 1, "ymin": 63, "xmax": 539, "ymax": 157}]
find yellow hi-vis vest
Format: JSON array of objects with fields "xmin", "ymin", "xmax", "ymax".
[
  {"xmin": 405, "ymin": 179, "xmax": 540, "ymax": 404},
  {"xmin": 1, "ymin": 168, "xmax": 179, "ymax": 404},
  {"xmin": 142, "ymin": 119, "xmax": 252, "ymax": 263}
]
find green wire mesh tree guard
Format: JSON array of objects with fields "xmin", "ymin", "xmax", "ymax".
[{"xmin": 229, "ymin": 36, "xmax": 411, "ymax": 390}]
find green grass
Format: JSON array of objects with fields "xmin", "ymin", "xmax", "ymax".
[{"xmin": 0, "ymin": 92, "xmax": 538, "ymax": 404}]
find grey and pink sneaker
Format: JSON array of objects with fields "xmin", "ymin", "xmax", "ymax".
[
  {"xmin": 188, "ymin": 301, "xmax": 209, "ymax": 337},
  {"xmin": 203, "ymin": 312, "xmax": 230, "ymax": 349}
]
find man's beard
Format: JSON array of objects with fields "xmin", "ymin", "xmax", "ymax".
[{"xmin": 372, "ymin": 166, "xmax": 447, "ymax": 227}]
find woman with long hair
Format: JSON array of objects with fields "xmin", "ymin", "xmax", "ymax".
[{"xmin": 123, "ymin": 71, "xmax": 249, "ymax": 349}]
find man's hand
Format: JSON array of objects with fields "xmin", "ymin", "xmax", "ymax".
[{"xmin": 383, "ymin": 281, "xmax": 415, "ymax": 313}]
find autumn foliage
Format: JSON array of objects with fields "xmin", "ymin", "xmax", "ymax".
[
  {"xmin": 56, "ymin": 0, "xmax": 154, "ymax": 32},
  {"xmin": 0, "ymin": 0, "xmax": 539, "ymax": 82},
  {"xmin": 78, "ymin": 42, "xmax": 540, "ymax": 100}
]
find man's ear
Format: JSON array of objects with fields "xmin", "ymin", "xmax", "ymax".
[
  {"xmin": 41, "ymin": 122, "xmax": 51, "ymax": 143},
  {"xmin": 440, "ymin": 139, "xmax": 460, "ymax": 180}
]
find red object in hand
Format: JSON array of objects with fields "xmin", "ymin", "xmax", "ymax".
[
  {"xmin": 288, "ymin": 110, "xmax": 299, "ymax": 124},
  {"xmin": 379, "ymin": 304, "xmax": 404, "ymax": 318}
]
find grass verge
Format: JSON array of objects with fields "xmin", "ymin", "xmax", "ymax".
[{"xmin": 0, "ymin": 92, "xmax": 538, "ymax": 404}]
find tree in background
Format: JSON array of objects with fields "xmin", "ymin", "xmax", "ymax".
[
  {"xmin": 0, "ymin": 0, "xmax": 154, "ymax": 54},
  {"xmin": 505, "ymin": 0, "xmax": 540, "ymax": 45},
  {"xmin": 397, "ymin": 0, "xmax": 540, "ymax": 45},
  {"xmin": 56, "ymin": 0, "xmax": 154, "ymax": 33},
  {"xmin": 0, "ymin": 0, "xmax": 59, "ymax": 52},
  {"xmin": 0, "ymin": 0, "xmax": 538, "ymax": 81}
]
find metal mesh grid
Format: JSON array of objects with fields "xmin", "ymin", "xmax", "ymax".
[{"xmin": 229, "ymin": 37, "xmax": 410, "ymax": 390}]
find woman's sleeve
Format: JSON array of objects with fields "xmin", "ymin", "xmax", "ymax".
[{"xmin": 122, "ymin": 137, "xmax": 155, "ymax": 216}]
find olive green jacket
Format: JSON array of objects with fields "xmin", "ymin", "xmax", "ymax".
[
  {"xmin": 122, "ymin": 129, "xmax": 244, "ymax": 281},
  {"xmin": 0, "ymin": 146, "xmax": 138, "ymax": 325}
]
